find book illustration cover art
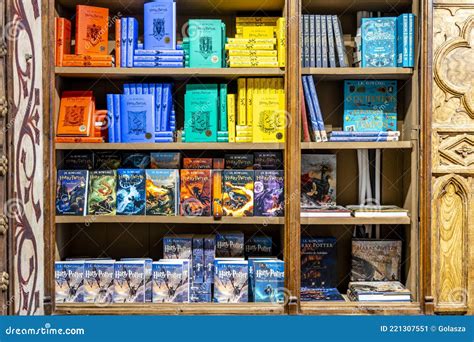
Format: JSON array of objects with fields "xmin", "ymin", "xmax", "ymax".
[
  {"xmin": 152, "ymin": 260, "xmax": 190, "ymax": 303},
  {"xmin": 184, "ymin": 91, "xmax": 218, "ymax": 142},
  {"xmin": 252, "ymin": 93, "xmax": 286, "ymax": 143},
  {"xmin": 87, "ymin": 170, "xmax": 117, "ymax": 215},
  {"xmin": 254, "ymin": 170, "xmax": 284, "ymax": 217},
  {"xmin": 253, "ymin": 151, "xmax": 283, "ymax": 170},
  {"xmin": 182, "ymin": 157, "xmax": 213, "ymax": 169},
  {"xmin": 75, "ymin": 5, "xmax": 109, "ymax": 55},
  {"xmin": 180, "ymin": 169, "xmax": 211, "ymax": 216},
  {"xmin": 84, "ymin": 260, "xmax": 114, "ymax": 304},
  {"xmin": 301, "ymin": 154, "xmax": 336, "ymax": 207},
  {"xmin": 245, "ymin": 236, "xmax": 272, "ymax": 257},
  {"xmin": 120, "ymin": 95, "xmax": 155, "ymax": 143},
  {"xmin": 222, "ymin": 170, "xmax": 254, "ymax": 217},
  {"xmin": 56, "ymin": 170, "xmax": 88, "ymax": 216},
  {"xmin": 145, "ymin": 169, "xmax": 179, "ymax": 216},
  {"xmin": 116, "ymin": 169, "xmax": 146, "ymax": 215},
  {"xmin": 213, "ymin": 261, "xmax": 248, "ymax": 303},
  {"xmin": 351, "ymin": 239, "xmax": 402, "ymax": 281},
  {"xmin": 188, "ymin": 19, "xmax": 222, "ymax": 68},
  {"xmin": 62, "ymin": 151, "xmax": 93, "ymax": 170},
  {"xmin": 163, "ymin": 236, "xmax": 193, "ymax": 260},
  {"xmin": 301, "ymin": 237, "xmax": 337, "ymax": 288},
  {"xmin": 300, "ymin": 287, "xmax": 344, "ymax": 301},
  {"xmin": 348, "ymin": 281, "xmax": 410, "ymax": 296},
  {"xmin": 121, "ymin": 152, "xmax": 151, "ymax": 169},
  {"xmin": 57, "ymin": 90, "xmax": 94, "ymax": 136},
  {"xmin": 216, "ymin": 232, "xmax": 244, "ymax": 258},
  {"xmin": 93, "ymin": 151, "xmax": 122, "ymax": 170},
  {"xmin": 144, "ymin": 1, "xmax": 175, "ymax": 50},
  {"xmin": 253, "ymin": 260, "xmax": 285, "ymax": 303},
  {"xmin": 113, "ymin": 261, "xmax": 146, "ymax": 303},
  {"xmin": 55, "ymin": 261, "xmax": 85, "ymax": 303},
  {"xmin": 224, "ymin": 154, "xmax": 254, "ymax": 170},
  {"xmin": 361, "ymin": 17, "xmax": 397, "ymax": 67},
  {"xmin": 150, "ymin": 152, "xmax": 181, "ymax": 169},
  {"xmin": 122, "ymin": 258, "xmax": 153, "ymax": 303}
]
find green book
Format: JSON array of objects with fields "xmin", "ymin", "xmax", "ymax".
[
  {"xmin": 219, "ymin": 84, "xmax": 228, "ymax": 131},
  {"xmin": 188, "ymin": 19, "xmax": 223, "ymax": 68},
  {"xmin": 221, "ymin": 22, "xmax": 226, "ymax": 67},
  {"xmin": 184, "ymin": 85, "xmax": 218, "ymax": 142}
]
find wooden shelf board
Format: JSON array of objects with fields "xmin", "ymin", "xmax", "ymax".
[
  {"xmin": 55, "ymin": 216, "xmax": 284, "ymax": 225},
  {"xmin": 301, "ymin": 67, "xmax": 413, "ymax": 80},
  {"xmin": 55, "ymin": 142, "xmax": 284, "ymax": 151},
  {"xmin": 301, "ymin": 0, "xmax": 412, "ymax": 13},
  {"xmin": 55, "ymin": 303, "xmax": 285, "ymax": 315},
  {"xmin": 300, "ymin": 216, "xmax": 411, "ymax": 225},
  {"xmin": 299, "ymin": 301, "xmax": 421, "ymax": 315},
  {"xmin": 55, "ymin": 67, "xmax": 285, "ymax": 79},
  {"xmin": 301, "ymin": 141, "xmax": 412, "ymax": 150}
]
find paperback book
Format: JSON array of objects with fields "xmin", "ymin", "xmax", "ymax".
[
  {"xmin": 87, "ymin": 170, "xmax": 117, "ymax": 215},
  {"xmin": 163, "ymin": 236, "xmax": 193, "ymax": 260},
  {"xmin": 222, "ymin": 170, "xmax": 254, "ymax": 217},
  {"xmin": 145, "ymin": 169, "xmax": 179, "ymax": 216},
  {"xmin": 55, "ymin": 261, "xmax": 85, "ymax": 303},
  {"xmin": 180, "ymin": 169, "xmax": 212, "ymax": 216},
  {"xmin": 213, "ymin": 260, "xmax": 248, "ymax": 303},
  {"xmin": 301, "ymin": 154, "xmax": 337, "ymax": 207},
  {"xmin": 150, "ymin": 152, "xmax": 181, "ymax": 169},
  {"xmin": 84, "ymin": 260, "xmax": 114, "ymax": 304},
  {"xmin": 56, "ymin": 170, "xmax": 88, "ymax": 216},
  {"xmin": 245, "ymin": 236, "xmax": 272, "ymax": 257},
  {"xmin": 253, "ymin": 260, "xmax": 285, "ymax": 303},
  {"xmin": 152, "ymin": 260, "xmax": 190, "ymax": 303},
  {"xmin": 116, "ymin": 169, "xmax": 146, "ymax": 215},
  {"xmin": 301, "ymin": 237, "xmax": 337, "ymax": 288},
  {"xmin": 216, "ymin": 232, "xmax": 245, "ymax": 258},
  {"xmin": 254, "ymin": 170, "xmax": 284, "ymax": 217},
  {"xmin": 113, "ymin": 261, "xmax": 146, "ymax": 303}
]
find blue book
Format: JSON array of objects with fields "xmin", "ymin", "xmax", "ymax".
[
  {"xmin": 329, "ymin": 136, "xmax": 399, "ymax": 142},
  {"xmin": 116, "ymin": 169, "xmax": 146, "ymax": 215},
  {"xmin": 315, "ymin": 15, "xmax": 322, "ymax": 68},
  {"xmin": 121, "ymin": 258, "xmax": 152, "ymax": 303},
  {"xmin": 154, "ymin": 84, "xmax": 162, "ymax": 132},
  {"xmin": 301, "ymin": 237, "xmax": 337, "ymax": 288},
  {"xmin": 148, "ymin": 83, "xmax": 156, "ymax": 100},
  {"xmin": 121, "ymin": 152, "xmax": 151, "ymax": 169},
  {"xmin": 253, "ymin": 260, "xmax": 285, "ymax": 303},
  {"xmin": 142, "ymin": 84, "xmax": 149, "ymax": 95},
  {"xmin": 123, "ymin": 84, "xmax": 131, "ymax": 95},
  {"xmin": 306, "ymin": 76, "xmax": 327, "ymax": 141},
  {"xmin": 155, "ymin": 137, "xmax": 174, "ymax": 142},
  {"xmin": 170, "ymin": 108, "xmax": 176, "ymax": 131},
  {"xmin": 133, "ymin": 61, "xmax": 183, "ymax": 68},
  {"xmin": 216, "ymin": 232, "xmax": 244, "ymax": 258},
  {"xmin": 121, "ymin": 18, "xmax": 128, "ymax": 67},
  {"xmin": 55, "ymin": 261, "xmax": 85, "ymax": 303},
  {"xmin": 135, "ymin": 49, "xmax": 184, "ymax": 56},
  {"xmin": 127, "ymin": 18, "xmax": 138, "ymax": 68},
  {"xmin": 113, "ymin": 95, "xmax": 121, "ymax": 142},
  {"xmin": 213, "ymin": 260, "xmax": 248, "ymax": 303},
  {"xmin": 245, "ymin": 236, "xmax": 272, "ymax": 257},
  {"xmin": 161, "ymin": 83, "xmax": 172, "ymax": 131},
  {"xmin": 408, "ymin": 14, "xmax": 415, "ymax": 68},
  {"xmin": 247, "ymin": 257, "xmax": 272, "ymax": 301},
  {"xmin": 203, "ymin": 236, "xmax": 215, "ymax": 284},
  {"xmin": 155, "ymin": 132, "xmax": 174, "ymax": 137},
  {"xmin": 152, "ymin": 260, "xmax": 190, "ymax": 303},
  {"xmin": 137, "ymin": 43, "xmax": 144, "ymax": 50},
  {"xmin": 84, "ymin": 260, "xmax": 114, "ymax": 304},
  {"xmin": 133, "ymin": 55, "xmax": 183, "ymax": 62},
  {"xmin": 321, "ymin": 15, "xmax": 328, "ymax": 67},
  {"xmin": 301, "ymin": 76, "xmax": 320, "ymax": 141},
  {"xmin": 144, "ymin": 0, "xmax": 175, "ymax": 50},
  {"xmin": 192, "ymin": 237, "xmax": 204, "ymax": 283},
  {"xmin": 361, "ymin": 17, "xmax": 397, "ymax": 67},
  {"xmin": 56, "ymin": 170, "xmax": 88, "ymax": 216},
  {"xmin": 120, "ymin": 94, "xmax": 155, "ymax": 142},
  {"xmin": 326, "ymin": 15, "xmax": 336, "ymax": 68},
  {"xmin": 136, "ymin": 83, "xmax": 143, "ymax": 95},
  {"xmin": 114, "ymin": 261, "xmax": 146, "ymax": 303},
  {"xmin": 330, "ymin": 131, "xmax": 400, "ymax": 137},
  {"xmin": 106, "ymin": 94, "xmax": 115, "ymax": 142},
  {"xmin": 129, "ymin": 84, "xmax": 136, "ymax": 95},
  {"xmin": 163, "ymin": 236, "xmax": 193, "ymax": 260},
  {"xmin": 397, "ymin": 14, "xmax": 408, "ymax": 67}
]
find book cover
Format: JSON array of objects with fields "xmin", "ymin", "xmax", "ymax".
[
  {"xmin": 144, "ymin": 1, "xmax": 175, "ymax": 50},
  {"xmin": 62, "ymin": 151, "xmax": 93, "ymax": 170},
  {"xmin": 213, "ymin": 260, "xmax": 248, "ymax": 303},
  {"xmin": 192, "ymin": 237, "xmax": 204, "ymax": 283},
  {"xmin": 301, "ymin": 154, "xmax": 336, "ymax": 206},
  {"xmin": 361, "ymin": 17, "xmax": 397, "ymax": 67},
  {"xmin": 75, "ymin": 5, "xmax": 109, "ymax": 55},
  {"xmin": 252, "ymin": 93, "xmax": 286, "ymax": 143},
  {"xmin": 145, "ymin": 169, "xmax": 179, "ymax": 216},
  {"xmin": 56, "ymin": 170, "xmax": 88, "ymax": 216},
  {"xmin": 351, "ymin": 239, "xmax": 402, "ymax": 281},
  {"xmin": 55, "ymin": 18, "xmax": 71, "ymax": 67},
  {"xmin": 183, "ymin": 158, "xmax": 213, "ymax": 169},
  {"xmin": 150, "ymin": 152, "xmax": 181, "ymax": 169},
  {"xmin": 152, "ymin": 260, "xmax": 190, "ymax": 303},
  {"xmin": 180, "ymin": 169, "xmax": 212, "ymax": 216},
  {"xmin": 301, "ymin": 237, "xmax": 337, "ymax": 288},
  {"xmin": 116, "ymin": 169, "xmax": 146, "ymax": 215},
  {"xmin": 216, "ymin": 232, "xmax": 244, "ymax": 258},
  {"xmin": 223, "ymin": 170, "xmax": 254, "ymax": 217},
  {"xmin": 84, "ymin": 260, "xmax": 114, "ymax": 304},
  {"xmin": 227, "ymin": 94, "xmax": 236, "ymax": 142},
  {"xmin": 120, "ymin": 95, "xmax": 155, "ymax": 142},
  {"xmin": 121, "ymin": 258, "xmax": 153, "ymax": 303},
  {"xmin": 188, "ymin": 19, "xmax": 223, "ymax": 68},
  {"xmin": 113, "ymin": 94, "xmax": 121, "ymax": 141},
  {"xmin": 326, "ymin": 15, "xmax": 337, "ymax": 68},
  {"xmin": 306, "ymin": 76, "xmax": 327, "ymax": 141},
  {"xmin": 254, "ymin": 151, "xmax": 283, "ymax": 170},
  {"xmin": 224, "ymin": 154, "xmax": 254, "ymax": 169},
  {"xmin": 254, "ymin": 170, "xmax": 284, "ymax": 217},
  {"xmin": 57, "ymin": 90, "xmax": 94, "ymax": 136},
  {"xmin": 121, "ymin": 152, "xmax": 151, "ymax": 169},
  {"xmin": 113, "ymin": 261, "xmax": 146, "ymax": 303},
  {"xmin": 127, "ymin": 18, "xmax": 138, "ymax": 68},
  {"xmin": 87, "ymin": 170, "xmax": 117, "ymax": 215},
  {"xmin": 245, "ymin": 236, "xmax": 272, "ymax": 257},
  {"xmin": 184, "ymin": 86, "xmax": 218, "ymax": 142},
  {"xmin": 300, "ymin": 287, "xmax": 344, "ymax": 301},
  {"xmin": 55, "ymin": 261, "xmax": 85, "ymax": 303},
  {"xmin": 253, "ymin": 260, "xmax": 285, "ymax": 303},
  {"xmin": 343, "ymin": 80, "xmax": 397, "ymax": 132},
  {"xmin": 121, "ymin": 17, "xmax": 128, "ymax": 67},
  {"xmin": 163, "ymin": 236, "xmax": 193, "ymax": 260},
  {"xmin": 93, "ymin": 151, "xmax": 121, "ymax": 170},
  {"xmin": 204, "ymin": 236, "xmax": 215, "ymax": 283}
]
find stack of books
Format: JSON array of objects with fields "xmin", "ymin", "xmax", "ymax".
[
  {"xmin": 226, "ymin": 17, "xmax": 286, "ymax": 68},
  {"xmin": 301, "ymin": 14, "xmax": 347, "ymax": 68},
  {"xmin": 346, "ymin": 205, "xmax": 408, "ymax": 218},
  {"xmin": 347, "ymin": 281, "xmax": 411, "ymax": 302},
  {"xmin": 328, "ymin": 131, "xmax": 400, "ymax": 142},
  {"xmin": 301, "ymin": 75, "xmax": 327, "ymax": 142}
]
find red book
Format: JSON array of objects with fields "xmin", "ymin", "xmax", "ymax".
[
  {"xmin": 55, "ymin": 18, "xmax": 71, "ymax": 67},
  {"xmin": 300, "ymin": 79, "xmax": 311, "ymax": 142},
  {"xmin": 55, "ymin": 136, "xmax": 104, "ymax": 143},
  {"xmin": 57, "ymin": 90, "xmax": 94, "ymax": 136}
]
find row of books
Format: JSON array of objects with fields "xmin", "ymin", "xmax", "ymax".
[
  {"xmin": 301, "ymin": 205, "xmax": 408, "ymax": 218},
  {"xmin": 301, "ymin": 15, "xmax": 347, "ymax": 68},
  {"xmin": 301, "ymin": 78, "xmax": 398, "ymax": 142},
  {"xmin": 56, "ymin": 168, "xmax": 284, "ymax": 217}
]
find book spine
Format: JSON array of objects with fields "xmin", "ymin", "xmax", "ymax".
[
  {"xmin": 155, "ymin": 84, "xmax": 162, "ymax": 133},
  {"xmin": 54, "ymin": 18, "xmax": 58, "ymax": 66},
  {"xmin": 303, "ymin": 15, "xmax": 310, "ymax": 67},
  {"xmin": 133, "ymin": 55, "xmax": 183, "ymax": 62},
  {"xmin": 300, "ymin": 80, "xmax": 311, "ymax": 142},
  {"xmin": 106, "ymin": 94, "xmax": 115, "ymax": 142},
  {"xmin": 330, "ymin": 131, "xmax": 400, "ymax": 137},
  {"xmin": 300, "ymin": 16, "xmax": 303, "ymax": 66},
  {"xmin": 228, "ymin": 50, "xmax": 277, "ymax": 57},
  {"xmin": 301, "ymin": 76, "xmax": 321, "ymax": 142},
  {"xmin": 237, "ymin": 78, "xmax": 247, "ymax": 125},
  {"xmin": 136, "ymin": 84, "xmax": 143, "ymax": 95},
  {"xmin": 133, "ymin": 61, "xmax": 183, "ymax": 67},
  {"xmin": 56, "ymin": 18, "xmax": 71, "ymax": 67},
  {"xmin": 307, "ymin": 76, "xmax": 327, "ymax": 141},
  {"xmin": 55, "ymin": 137, "xmax": 104, "ymax": 143},
  {"xmin": 115, "ymin": 19, "xmax": 121, "ymax": 68},
  {"xmin": 236, "ymin": 17, "xmax": 279, "ymax": 23},
  {"xmin": 408, "ymin": 14, "xmax": 414, "ymax": 67},
  {"xmin": 315, "ymin": 15, "xmax": 322, "ymax": 68},
  {"xmin": 161, "ymin": 84, "xmax": 171, "ymax": 131},
  {"xmin": 309, "ymin": 15, "xmax": 315, "ymax": 68},
  {"xmin": 329, "ymin": 136, "xmax": 399, "ymax": 142},
  {"xmin": 227, "ymin": 38, "xmax": 277, "ymax": 44},
  {"xmin": 224, "ymin": 43, "xmax": 274, "ymax": 50},
  {"xmin": 134, "ymin": 49, "xmax": 184, "ymax": 56},
  {"xmin": 227, "ymin": 94, "xmax": 236, "ymax": 142},
  {"xmin": 229, "ymin": 61, "xmax": 279, "ymax": 67},
  {"xmin": 120, "ymin": 18, "xmax": 128, "ymax": 67},
  {"xmin": 332, "ymin": 15, "xmax": 347, "ymax": 67},
  {"xmin": 212, "ymin": 170, "xmax": 223, "ymax": 218},
  {"xmin": 219, "ymin": 84, "xmax": 228, "ymax": 131},
  {"xmin": 228, "ymin": 56, "xmax": 278, "ymax": 63},
  {"xmin": 61, "ymin": 60, "xmax": 113, "ymax": 67},
  {"xmin": 127, "ymin": 18, "xmax": 137, "ymax": 68},
  {"xmin": 326, "ymin": 15, "xmax": 336, "ymax": 68},
  {"xmin": 321, "ymin": 15, "xmax": 328, "ymax": 67},
  {"xmin": 63, "ymin": 54, "xmax": 113, "ymax": 62},
  {"xmin": 113, "ymin": 95, "xmax": 121, "ymax": 142},
  {"xmin": 246, "ymin": 79, "xmax": 253, "ymax": 127},
  {"xmin": 123, "ymin": 84, "xmax": 130, "ymax": 95}
]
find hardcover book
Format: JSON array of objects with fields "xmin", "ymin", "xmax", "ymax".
[
  {"xmin": 56, "ymin": 170, "xmax": 88, "ymax": 216},
  {"xmin": 145, "ymin": 169, "xmax": 179, "ymax": 216},
  {"xmin": 55, "ymin": 261, "xmax": 85, "ymax": 303},
  {"xmin": 84, "ymin": 260, "xmax": 114, "ymax": 304},
  {"xmin": 75, "ymin": 5, "xmax": 109, "ymax": 55},
  {"xmin": 224, "ymin": 154, "xmax": 254, "ymax": 169},
  {"xmin": 254, "ymin": 170, "xmax": 284, "ymax": 217},
  {"xmin": 150, "ymin": 152, "xmax": 181, "ymax": 169},
  {"xmin": 184, "ymin": 85, "xmax": 218, "ymax": 142},
  {"xmin": 152, "ymin": 260, "xmax": 190, "ymax": 303},
  {"xmin": 183, "ymin": 158, "xmax": 213, "ymax": 169},
  {"xmin": 252, "ymin": 93, "xmax": 286, "ymax": 143},
  {"xmin": 180, "ymin": 169, "xmax": 212, "ymax": 216},
  {"xmin": 253, "ymin": 260, "xmax": 285, "ymax": 303},
  {"xmin": 163, "ymin": 236, "xmax": 193, "ymax": 260},
  {"xmin": 351, "ymin": 239, "xmax": 402, "ymax": 281},
  {"xmin": 361, "ymin": 17, "xmax": 397, "ymax": 67},
  {"xmin": 348, "ymin": 281, "xmax": 411, "ymax": 302},
  {"xmin": 192, "ymin": 237, "xmax": 204, "ymax": 283},
  {"xmin": 245, "ymin": 236, "xmax": 272, "ymax": 257},
  {"xmin": 116, "ymin": 169, "xmax": 146, "ymax": 215},
  {"xmin": 62, "ymin": 151, "xmax": 93, "ymax": 170},
  {"xmin": 188, "ymin": 19, "xmax": 223, "ymax": 68},
  {"xmin": 213, "ymin": 260, "xmax": 248, "ymax": 303},
  {"xmin": 144, "ymin": 1, "xmax": 175, "ymax": 50},
  {"xmin": 121, "ymin": 152, "xmax": 151, "ymax": 169},
  {"xmin": 222, "ymin": 170, "xmax": 254, "ymax": 217},
  {"xmin": 301, "ymin": 154, "xmax": 337, "ymax": 206},
  {"xmin": 57, "ymin": 91, "xmax": 94, "ymax": 136},
  {"xmin": 216, "ymin": 232, "xmax": 244, "ymax": 258},
  {"xmin": 87, "ymin": 170, "xmax": 117, "ymax": 215},
  {"xmin": 113, "ymin": 261, "xmax": 146, "ymax": 303},
  {"xmin": 120, "ymin": 95, "xmax": 155, "ymax": 142},
  {"xmin": 93, "ymin": 151, "xmax": 122, "ymax": 170},
  {"xmin": 204, "ymin": 236, "xmax": 215, "ymax": 283},
  {"xmin": 55, "ymin": 18, "xmax": 71, "ymax": 67},
  {"xmin": 301, "ymin": 237, "xmax": 337, "ymax": 288},
  {"xmin": 300, "ymin": 287, "xmax": 344, "ymax": 301},
  {"xmin": 253, "ymin": 151, "xmax": 283, "ymax": 170}
]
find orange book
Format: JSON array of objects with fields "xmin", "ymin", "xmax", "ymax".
[
  {"xmin": 115, "ymin": 18, "xmax": 121, "ymax": 68},
  {"xmin": 93, "ymin": 109, "xmax": 108, "ymax": 139},
  {"xmin": 61, "ymin": 60, "xmax": 113, "ymax": 67},
  {"xmin": 75, "ymin": 5, "xmax": 109, "ymax": 55},
  {"xmin": 63, "ymin": 54, "xmax": 113, "ymax": 61},
  {"xmin": 55, "ymin": 136, "xmax": 104, "ymax": 143},
  {"xmin": 57, "ymin": 90, "xmax": 94, "ymax": 136},
  {"xmin": 212, "ymin": 170, "xmax": 223, "ymax": 218},
  {"xmin": 55, "ymin": 18, "xmax": 71, "ymax": 67}
]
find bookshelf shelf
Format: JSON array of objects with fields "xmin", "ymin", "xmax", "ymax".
[
  {"xmin": 301, "ymin": 67, "xmax": 413, "ymax": 80},
  {"xmin": 300, "ymin": 216, "xmax": 411, "ymax": 225},
  {"xmin": 299, "ymin": 302, "xmax": 421, "ymax": 315},
  {"xmin": 55, "ymin": 67, "xmax": 285, "ymax": 79},
  {"xmin": 55, "ymin": 215, "xmax": 284, "ymax": 225},
  {"xmin": 55, "ymin": 142, "xmax": 284, "ymax": 151},
  {"xmin": 301, "ymin": 141, "xmax": 412, "ymax": 150}
]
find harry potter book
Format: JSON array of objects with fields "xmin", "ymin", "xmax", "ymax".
[
  {"xmin": 253, "ymin": 151, "xmax": 283, "ymax": 170},
  {"xmin": 56, "ymin": 170, "xmax": 88, "ymax": 216},
  {"xmin": 213, "ymin": 260, "xmax": 248, "ymax": 303},
  {"xmin": 150, "ymin": 152, "xmax": 181, "ymax": 169},
  {"xmin": 163, "ymin": 236, "xmax": 193, "ymax": 260},
  {"xmin": 216, "ymin": 232, "xmax": 244, "ymax": 258},
  {"xmin": 253, "ymin": 259, "xmax": 285, "ymax": 303},
  {"xmin": 84, "ymin": 260, "xmax": 114, "ymax": 304},
  {"xmin": 75, "ymin": 5, "xmax": 109, "ymax": 55},
  {"xmin": 116, "ymin": 169, "xmax": 146, "ymax": 215},
  {"xmin": 93, "ymin": 151, "xmax": 122, "ymax": 170},
  {"xmin": 121, "ymin": 258, "xmax": 153, "ymax": 303},
  {"xmin": 254, "ymin": 170, "xmax": 284, "ymax": 217},
  {"xmin": 57, "ymin": 91, "xmax": 94, "ymax": 136},
  {"xmin": 222, "ymin": 170, "xmax": 254, "ymax": 217},
  {"xmin": 145, "ymin": 169, "xmax": 179, "ymax": 216},
  {"xmin": 245, "ymin": 236, "xmax": 272, "ymax": 257},
  {"xmin": 87, "ymin": 170, "xmax": 117, "ymax": 216},
  {"xmin": 55, "ymin": 261, "xmax": 85, "ymax": 303},
  {"xmin": 55, "ymin": 18, "xmax": 71, "ymax": 66},
  {"xmin": 184, "ymin": 85, "xmax": 218, "ymax": 142},
  {"xmin": 152, "ymin": 260, "xmax": 190, "ymax": 303},
  {"xmin": 62, "ymin": 151, "xmax": 93, "ymax": 170},
  {"xmin": 187, "ymin": 19, "xmax": 223, "ymax": 68},
  {"xmin": 120, "ymin": 94, "xmax": 155, "ymax": 143},
  {"xmin": 183, "ymin": 158, "xmax": 213, "ymax": 169},
  {"xmin": 113, "ymin": 261, "xmax": 146, "ymax": 303},
  {"xmin": 252, "ymin": 93, "xmax": 286, "ymax": 143},
  {"xmin": 224, "ymin": 154, "xmax": 254, "ymax": 169},
  {"xmin": 180, "ymin": 169, "xmax": 212, "ymax": 216},
  {"xmin": 144, "ymin": 1, "xmax": 176, "ymax": 50},
  {"xmin": 121, "ymin": 152, "xmax": 150, "ymax": 169},
  {"xmin": 301, "ymin": 154, "xmax": 336, "ymax": 207},
  {"xmin": 301, "ymin": 237, "xmax": 337, "ymax": 288}
]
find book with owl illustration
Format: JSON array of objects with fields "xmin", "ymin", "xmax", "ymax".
[
  {"xmin": 184, "ymin": 85, "xmax": 218, "ymax": 142},
  {"xmin": 87, "ymin": 170, "xmax": 117, "ymax": 215},
  {"xmin": 113, "ymin": 261, "xmax": 146, "ymax": 303},
  {"xmin": 55, "ymin": 261, "xmax": 85, "ymax": 303},
  {"xmin": 254, "ymin": 170, "xmax": 284, "ymax": 217},
  {"xmin": 116, "ymin": 169, "xmax": 146, "ymax": 215},
  {"xmin": 252, "ymin": 93, "xmax": 286, "ymax": 143},
  {"xmin": 301, "ymin": 154, "xmax": 336, "ymax": 207},
  {"xmin": 56, "ymin": 170, "xmax": 88, "ymax": 216},
  {"xmin": 152, "ymin": 260, "xmax": 190, "ymax": 303},
  {"xmin": 75, "ymin": 5, "xmax": 109, "ymax": 55},
  {"xmin": 361, "ymin": 17, "xmax": 397, "ymax": 67},
  {"xmin": 187, "ymin": 19, "xmax": 223, "ymax": 68},
  {"xmin": 57, "ymin": 91, "xmax": 94, "ymax": 136},
  {"xmin": 144, "ymin": 1, "xmax": 176, "ymax": 50},
  {"xmin": 222, "ymin": 170, "xmax": 254, "ymax": 217},
  {"xmin": 301, "ymin": 237, "xmax": 337, "ymax": 289},
  {"xmin": 145, "ymin": 169, "xmax": 179, "ymax": 216},
  {"xmin": 213, "ymin": 260, "xmax": 248, "ymax": 303},
  {"xmin": 180, "ymin": 169, "xmax": 212, "ymax": 216},
  {"xmin": 84, "ymin": 260, "xmax": 114, "ymax": 304},
  {"xmin": 120, "ymin": 94, "xmax": 155, "ymax": 142}
]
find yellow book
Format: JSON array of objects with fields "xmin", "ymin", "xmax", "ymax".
[
  {"xmin": 230, "ymin": 60, "xmax": 279, "ymax": 68},
  {"xmin": 236, "ymin": 125, "xmax": 252, "ymax": 131},
  {"xmin": 241, "ymin": 26, "xmax": 275, "ymax": 39},
  {"xmin": 276, "ymin": 18, "xmax": 286, "ymax": 67},
  {"xmin": 236, "ymin": 137, "xmax": 253, "ymax": 143},
  {"xmin": 228, "ymin": 50, "xmax": 278, "ymax": 57},
  {"xmin": 246, "ymin": 78, "xmax": 254, "ymax": 127},
  {"xmin": 236, "ymin": 131, "xmax": 253, "ymax": 137},
  {"xmin": 237, "ymin": 79, "xmax": 247, "ymax": 126},
  {"xmin": 227, "ymin": 94, "xmax": 236, "ymax": 143},
  {"xmin": 236, "ymin": 17, "xmax": 279, "ymax": 23},
  {"xmin": 278, "ymin": 78, "xmax": 285, "ymax": 93},
  {"xmin": 227, "ymin": 38, "xmax": 276, "ymax": 44},
  {"xmin": 225, "ymin": 43, "xmax": 275, "ymax": 50},
  {"xmin": 228, "ymin": 56, "xmax": 278, "ymax": 63},
  {"xmin": 270, "ymin": 78, "xmax": 278, "ymax": 94},
  {"xmin": 253, "ymin": 93, "xmax": 286, "ymax": 143}
]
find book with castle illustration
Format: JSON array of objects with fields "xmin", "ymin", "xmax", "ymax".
[{"xmin": 300, "ymin": 154, "xmax": 337, "ymax": 208}]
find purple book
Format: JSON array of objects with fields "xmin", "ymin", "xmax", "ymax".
[
  {"xmin": 254, "ymin": 170, "xmax": 285, "ymax": 217},
  {"xmin": 120, "ymin": 95, "xmax": 155, "ymax": 143}
]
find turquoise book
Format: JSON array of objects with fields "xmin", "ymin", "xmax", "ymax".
[
  {"xmin": 253, "ymin": 259, "xmax": 285, "ymax": 303},
  {"xmin": 361, "ymin": 17, "xmax": 397, "ymax": 67},
  {"xmin": 184, "ymin": 84, "xmax": 218, "ymax": 142},
  {"xmin": 219, "ymin": 84, "xmax": 228, "ymax": 131},
  {"xmin": 343, "ymin": 80, "xmax": 397, "ymax": 132},
  {"xmin": 187, "ymin": 19, "xmax": 223, "ymax": 68}
]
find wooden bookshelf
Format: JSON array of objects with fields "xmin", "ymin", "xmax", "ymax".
[
  {"xmin": 301, "ymin": 141, "xmax": 412, "ymax": 150},
  {"xmin": 299, "ymin": 302, "xmax": 422, "ymax": 315},
  {"xmin": 301, "ymin": 67, "xmax": 413, "ymax": 80},
  {"xmin": 300, "ymin": 216, "xmax": 411, "ymax": 225},
  {"xmin": 55, "ymin": 142, "xmax": 284, "ymax": 151},
  {"xmin": 55, "ymin": 216, "xmax": 284, "ymax": 225}
]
